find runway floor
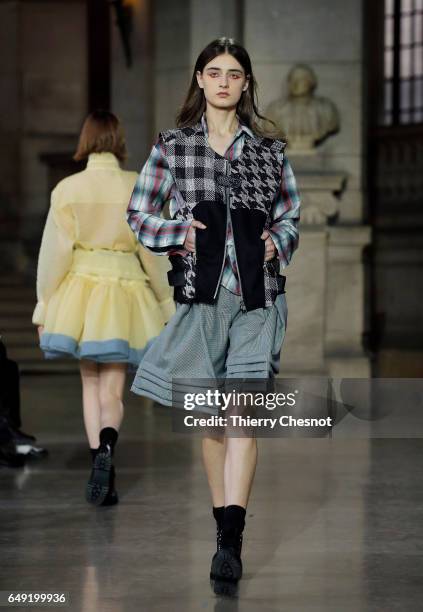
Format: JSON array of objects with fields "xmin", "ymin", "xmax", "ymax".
[{"xmin": 1, "ymin": 374, "xmax": 422, "ymax": 611}]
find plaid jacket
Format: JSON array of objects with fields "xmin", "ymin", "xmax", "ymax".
[{"xmin": 127, "ymin": 114, "xmax": 301, "ymax": 311}]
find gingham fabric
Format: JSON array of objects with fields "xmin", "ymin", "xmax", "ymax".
[{"xmin": 131, "ymin": 284, "xmax": 288, "ymax": 412}]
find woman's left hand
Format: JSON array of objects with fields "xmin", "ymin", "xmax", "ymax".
[{"xmin": 260, "ymin": 230, "xmax": 277, "ymax": 262}]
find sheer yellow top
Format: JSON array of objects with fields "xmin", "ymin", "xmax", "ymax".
[{"xmin": 33, "ymin": 152, "xmax": 174, "ymax": 326}]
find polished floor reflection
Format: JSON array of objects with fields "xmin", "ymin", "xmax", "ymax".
[{"xmin": 1, "ymin": 374, "xmax": 422, "ymax": 611}]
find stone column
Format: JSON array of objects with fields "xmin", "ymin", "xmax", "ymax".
[
  {"xmin": 279, "ymin": 166, "xmax": 371, "ymax": 378},
  {"xmin": 111, "ymin": 0, "xmax": 155, "ymax": 169},
  {"xmin": 0, "ymin": 1, "xmax": 87, "ymax": 274},
  {"xmin": 326, "ymin": 226, "xmax": 371, "ymax": 378}
]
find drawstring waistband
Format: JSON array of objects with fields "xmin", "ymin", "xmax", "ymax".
[{"xmin": 70, "ymin": 248, "xmax": 148, "ymax": 281}]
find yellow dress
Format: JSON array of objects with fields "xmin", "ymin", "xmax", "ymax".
[{"xmin": 32, "ymin": 152, "xmax": 175, "ymax": 366}]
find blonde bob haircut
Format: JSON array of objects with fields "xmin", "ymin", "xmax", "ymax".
[{"xmin": 73, "ymin": 109, "xmax": 127, "ymax": 162}]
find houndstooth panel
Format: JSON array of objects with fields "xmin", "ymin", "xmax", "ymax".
[{"xmin": 230, "ymin": 138, "xmax": 285, "ymax": 215}]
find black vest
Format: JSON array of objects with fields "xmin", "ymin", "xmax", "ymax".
[{"xmin": 160, "ymin": 122, "xmax": 287, "ymax": 311}]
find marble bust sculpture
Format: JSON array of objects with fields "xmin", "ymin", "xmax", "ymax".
[{"xmin": 266, "ymin": 64, "xmax": 340, "ymax": 152}]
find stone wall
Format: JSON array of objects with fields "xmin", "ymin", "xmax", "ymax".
[{"xmin": 0, "ymin": 0, "xmax": 87, "ymax": 270}]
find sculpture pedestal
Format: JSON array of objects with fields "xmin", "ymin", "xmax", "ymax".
[
  {"xmin": 277, "ymin": 172, "xmax": 371, "ymax": 379},
  {"xmin": 326, "ymin": 225, "xmax": 371, "ymax": 378}
]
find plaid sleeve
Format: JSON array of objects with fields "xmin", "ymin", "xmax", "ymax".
[
  {"xmin": 268, "ymin": 156, "xmax": 301, "ymax": 268},
  {"xmin": 126, "ymin": 138, "xmax": 191, "ymax": 255}
]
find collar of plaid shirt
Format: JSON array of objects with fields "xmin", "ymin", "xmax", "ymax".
[{"xmin": 197, "ymin": 111, "xmax": 255, "ymax": 147}]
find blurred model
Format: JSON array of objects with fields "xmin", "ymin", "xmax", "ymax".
[{"xmin": 33, "ymin": 110, "xmax": 174, "ymax": 506}]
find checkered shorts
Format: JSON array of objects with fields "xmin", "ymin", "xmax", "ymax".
[{"xmin": 131, "ymin": 284, "xmax": 288, "ymax": 408}]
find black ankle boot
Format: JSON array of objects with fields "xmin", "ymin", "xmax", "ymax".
[
  {"xmin": 210, "ymin": 525, "xmax": 244, "ymax": 582},
  {"xmin": 212, "ymin": 506, "xmax": 225, "ymax": 553},
  {"xmin": 224, "ymin": 527, "xmax": 243, "ymax": 558},
  {"xmin": 100, "ymin": 465, "xmax": 119, "ymax": 507},
  {"xmin": 99, "ymin": 427, "xmax": 118, "ymax": 455},
  {"xmin": 210, "ymin": 505, "xmax": 246, "ymax": 583},
  {"xmin": 216, "ymin": 524, "xmax": 223, "ymax": 552},
  {"xmin": 86, "ymin": 441, "xmax": 113, "ymax": 505},
  {"xmin": 216, "ymin": 523, "xmax": 243, "ymax": 555}
]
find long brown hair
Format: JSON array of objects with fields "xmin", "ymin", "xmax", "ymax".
[
  {"xmin": 176, "ymin": 37, "xmax": 282, "ymax": 139},
  {"xmin": 73, "ymin": 110, "xmax": 127, "ymax": 162}
]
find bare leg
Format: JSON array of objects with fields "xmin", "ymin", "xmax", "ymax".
[
  {"xmin": 85, "ymin": 363, "xmax": 125, "ymax": 507},
  {"xmin": 224, "ymin": 437, "xmax": 258, "ymax": 508},
  {"xmin": 80, "ymin": 360, "xmax": 101, "ymax": 449},
  {"xmin": 98, "ymin": 363, "xmax": 126, "ymax": 431},
  {"xmin": 202, "ymin": 434, "xmax": 258, "ymax": 508},
  {"xmin": 202, "ymin": 435, "xmax": 226, "ymax": 507}
]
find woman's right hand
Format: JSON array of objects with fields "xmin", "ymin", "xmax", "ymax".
[
  {"xmin": 183, "ymin": 219, "xmax": 207, "ymax": 252},
  {"xmin": 37, "ymin": 326, "xmax": 44, "ymax": 341}
]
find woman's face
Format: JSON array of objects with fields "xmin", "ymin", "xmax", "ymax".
[{"xmin": 196, "ymin": 52, "xmax": 249, "ymax": 109}]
